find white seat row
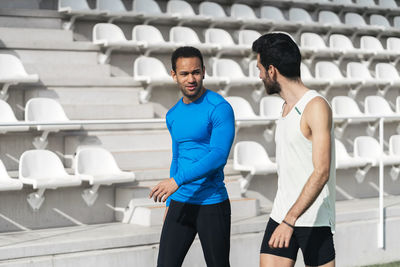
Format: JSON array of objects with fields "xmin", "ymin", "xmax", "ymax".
[
  {"xmin": 0, "ymin": 147, "xmax": 135, "ymax": 210},
  {"xmin": 0, "ymin": 54, "xmax": 39, "ymax": 101},
  {"xmin": 93, "ymin": 23, "xmax": 260, "ymax": 63}
]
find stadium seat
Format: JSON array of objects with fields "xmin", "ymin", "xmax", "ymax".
[
  {"xmin": 238, "ymin": 29, "xmax": 261, "ymax": 49},
  {"xmin": 386, "ymin": 37, "xmax": 400, "ymax": 53},
  {"xmin": 260, "ymin": 6, "xmax": 299, "ymax": 31},
  {"xmin": 332, "ymin": 96, "xmax": 377, "ymax": 137},
  {"xmin": 167, "ymin": 0, "xmax": 211, "ymax": 26},
  {"xmin": 259, "ymin": 96, "xmax": 284, "ymax": 141},
  {"xmin": 58, "ymin": 0, "xmax": 104, "ymax": 30},
  {"xmin": 132, "ymin": 0, "xmax": 178, "ymax": 24},
  {"xmin": 389, "ymin": 135, "xmax": 400, "ymax": 179},
  {"xmin": 289, "ymin": 8, "xmax": 329, "ymax": 32},
  {"xmin": 132, "ymin": 25, "xmax": 181, "ymax": 56},
  {"xmin": 329, "ymin": 34, "xmax": 374, "ymax": 60},
  {"xmin": 75, "ymin": 146, "xmax": 135, "ymax": 206},
  {"xmin": 205, "ymin": 28, "xmax": 250, "ymax": 57},
  {"xmin": 0, "ymin": 54, "xmax": 39, "ymax": 100},
  {"xmin": 369, "ymin": 14, "xmax": 400, "ymax": 35},
  {"xmin": 230, "ymin": 3, "xmax": 272, "ymax": 29},
  {"xmin": 25, "ymin": 98, "xmax": 81, "ymax": 149},
  {"xmin": 19, "ymin": 149, "xmax": 82, "ymax": 210},
  {"xmin": 0, "ymin": 99, "xmax": 29, "ymax": 133},
  {"xmin": 315, "ymin": 61, "xmax": 362, "ymax": 95},
  {"xmin": 170, "ymin": 26, "xmax": 218, "ymax": 54},
  {"xmin": 300, "ymin": 63, "xmax": 330, "ymax": 88},
  {"xmin": 92, "ymin": 23, "xmax": 143, "ymax": 64},
  {"xmin": 332, "ymin": 0, "xmax": 355, "ymax": 5},
  {"xmin": 344, "ymin": 13, "xmax": 382, "ymax": 34},
  {"xmin": 318, "ymin": 11, "xmax": 354, "ymax": 34},
  {"xmin": 233, "ymin": 141, "xmax": 277, "ymax": 193},
  {"xmin": 360, "ymin": 36, "xmax": 399, "ymax": 60},
  {"xmin": 133, "ymin": 56, "xmax": 175, "ymax": 103},
  {"xmin": 377, "ymin": 0, "xmax": 398, "ymax": 9},
  {"xmin": 0, "ymin": 160, "xmax": 23, "ymax": 191},
  {"xmin": 335, "ymin": 139, "xmax": 372, "ymax": 182},
  {"xmin": 354, "ymin": 136, "xmax": 400, "ymax": 181},
  {"xmin": 300, "ymin": 32, "xmax": 342, "ymax": 59},
  {"xmin": 213, "ymin": 59, "xmax": 260, "ymax": 96},
  {"xmin": 375, "ymin": 63, "xmax": 400, "ymax": 95},
  {"xmin": 97, "ymin": 0, "xmax": 142, "ymax": 22},
  {"xmin": 199, "ymin": 1, "xmax": 241, "ymax": 27},
  {"xmin": 364, "ymin": 95, "xmax": 397, "ymax": 118},
  {"xmin": 397, "ymin": 96, "xmax": 400, "ymax": 113}
]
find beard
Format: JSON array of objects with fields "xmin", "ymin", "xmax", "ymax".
[
  {"xmin": 263, "ymin": 78, "xmax": 281, "ymax": 95},
  {"xmin": 180, "ymin": 81, "xmax": 204, "ymax": 100}
]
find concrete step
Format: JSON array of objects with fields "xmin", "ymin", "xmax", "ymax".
[
  {"xmin": 0, "ymin": 9, "xmax": 62, "ymax": 29},
  {"xmin": 24, "ymin": 63, "xmax": 111, "ymax": 79},
  {"xmin": 0, "ymin": 26, "xmax": 73, "ymax": 44},
  {"xmin": 13, "ymin": 50, "xmax": 98, "ymax": 65},
  {"xmin": 34, "ymin": 76, "xmax": 141, "ymax": 87}
]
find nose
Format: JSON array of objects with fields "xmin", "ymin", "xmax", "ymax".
[{"xmin": 188, "ymin": 74, "xmax": 196, "ymax": 83}]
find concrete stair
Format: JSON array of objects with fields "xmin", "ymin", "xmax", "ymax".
[{"xmin": 0, "ymin": 9, "xmax": 62, "ymax": 29}]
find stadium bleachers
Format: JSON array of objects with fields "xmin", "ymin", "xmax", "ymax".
[{"xmin": 0, "ymin": 0, "xmax": 400, "ymax": 266}]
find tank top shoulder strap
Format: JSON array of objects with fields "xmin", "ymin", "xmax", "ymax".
[{"xmin": 295, "ymin": 90, "xmax": 327, "ymax": 114}]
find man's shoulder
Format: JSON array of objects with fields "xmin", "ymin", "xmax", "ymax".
[
  {"xmin": 204, "ymin": 89, "xmax": 229, "ymax": 107},
  {"xmin": 166, "ymin": 100, "xmax": 181, "ymax": 120}
]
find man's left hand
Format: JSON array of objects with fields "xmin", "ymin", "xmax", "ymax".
[
  {"xmin": 149, "ymin": 178, "xmax": 179, "ymax": 202},
  {"xmin": 268, "ymin": 222, "xmax": 294, "ymax": 249}
]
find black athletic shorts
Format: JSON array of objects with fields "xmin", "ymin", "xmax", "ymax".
[
  {"xmin": 157, "ymin": 199, "xmax": 231, "ymax": 267},
  {"xmin": 260, "ymin": 218, "xmax": 335, "ymax": 266}
]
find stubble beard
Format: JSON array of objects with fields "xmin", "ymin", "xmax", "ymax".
[
  {"xmin": 263, "ymin": 78, "xmax": 281, "ymax": 95},
  {"xmin": 180, "ymin": 81, "xmax": 204, "ymax": 100}
]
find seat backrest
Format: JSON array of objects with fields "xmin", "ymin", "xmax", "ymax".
[
  {"xmin": 333, "ymin": 0, "xmax": 353, "ymax": 4},
  {"xmin": 260, "ymin": 6, "xmax": 285, "ymax": 21},
  {"xmin": 0, "ymin": 160, "xmax": 11, "ymax": 180},
  {"xmin": 134, "ymin": 56, "xmax": 169, "ymax": 78},
  {"xmin": 0, "ymin": 99, "xmax": 18, "ymax": 122},
  {"xmin": 364, "ymin": 95, "xmax": 394, "ymax": 115},
  {"xmin": 19, "ymin": 150, "xmax": 68, "ymax": 179},
  {"xmin": 59, "ymin": 0, "xmax": 91, "ymax": 11},
  {"xmin": 345, "ymin": 12, "xmax": 367, "ymax": 26},
  {"xmin": 98, "ymin": 0, "xmax": 126, "ymax": 12},
  {"xmin": 231, "ymin": 3, "xmax": 257, "ymax": 19},
  {"xmin": 93, "ymin": 23, "xmax": 127, "ymax": 43},
  {"xmin": 397, "ymin": 96, "xmax": 400, "ymax": 113},
  {"xmin": 249, "ymin": 60, "xmax": 259, "ymax": 77},
  {"xmin": 386, "ymin": 37, "xmax": 400, "ymax": 51},
  {"xmin": 170, "ymin": 26, "xmax": 200, "ymax": 44},
  {"xmin": 355, "ymin": 0, "xmax": 376, "ymax": 6},
  {"xmin": 300, "ymin": 32, "xmax": 327, "ymax": 49},
  {"xmin": 25, "ymin": 98, "xmax": 69, "ymax": 122},
  {"xmin": 133, "ymin": 0, "xmax": 162, "ymax": 14},
  {"xmin": 167, "ymin": 0, "xmax": 196, "ymax": 16},
  {"xmin": 315, "ymin": 61, "xmax": 343, "ymax": 79},
  {"xmin": 318, "ymin": 10, "xmax": 342, "ymax": 25},
  {"xmin": 300, "ymin": 63, "xmax": 313, "ymax": 79},
  {"xmin": 394, "ymin": 16, "xmax": 400, "ymax": 28},
  {"xmin": 335, "ymin": 139, "xmax": 351, "ymax": 159},
  {"xmin": 378, "ymin": 0, "xmax": 397, "ymax": 8},
  {"xmin": 360, "ymin": 36, "xmax": 384, "ymax": 51},
  {"xmin": 354, "ymin": 136, "xmax": 380, "ymax": 158},
  {"xmin": 205, "ymin": 28, "xmax": 234, "ymax": 45},
  {"xmin": 238, "ymin": 30, "xmax": 261, "ymax": 45},
  {"xmin": 0, "ymin": 54, "xmax": 29, "ymax": 77},
  {"xmin": 370, "ymin": 14, "xmax": 391, "ymax": 28},
  {"xmin": 375, "ymin": 63, "xmax": 400, "ymax": 80},
  {"xmin": 329, "ymin": 34, "xmax": 354, "ymax": 50},
  {"xmin": 225, "ymin": 96, "xmax": 257, "ymax": 119},
  {"xmin": 76, "ymin": 147, "xmax": 121, "ymax": 175},
  {"xmin": 332, "ymin": 96, "xmax": 363, "ymax": 116},
  {"xmin": 234, "ymin": 141, "xmax": 272, "ymax": 166},
  {"xmin": 259, "ymin": 96, "xmax": 284, "ymax": 117},
  {"xmin": 132, "ymin": 25, "xmax": 165, "ymax": 43},
  {"xmin": 346, "ymin": 62, "xmax": 372, "ymax": 79},
  {"xmin": 389, "ymin": 135, "xmax": 400, "ymax": 155},
  {"xmin": 289, "ymin": 7, "xmax": 313, "ymax": 23},
  {"xmin": 199, "ymin": 1, "xmax": 226, "ymax": 18},
  {"xmin": 213, "ymin": 59, "xmax": 244, "ymax": 77}
]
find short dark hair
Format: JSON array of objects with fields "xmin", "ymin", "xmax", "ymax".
[
  {"xmin": 252, "ymin": 33, "xmax": 301, "ymax": 80},
  {"xmin": 171, "ymin": 46, "xmax": 204, "ymax": 72}
]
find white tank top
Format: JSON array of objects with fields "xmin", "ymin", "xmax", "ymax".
[{"xmin": 270, "ymin": 90, "xmax": 336, "ymax": 232}]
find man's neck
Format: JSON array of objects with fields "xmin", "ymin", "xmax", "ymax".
[
  {"xmin": 279, "ymin": 79, "xmax": 309, "ymax": 107},
  {"xmin": 182, "ymin": 87, "xmax": 206, "ymax": 104}
]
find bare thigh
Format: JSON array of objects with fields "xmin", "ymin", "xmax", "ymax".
[
  {"xmin": 260, "ymin": 253, "xmax": 295, "ymax": 267},
  {"xmin": 163, "ymin": 207, "xmax": 169, "ymax": 222}
]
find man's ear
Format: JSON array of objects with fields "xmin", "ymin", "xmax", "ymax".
[
  {"xmin": 171, "ymin": 70, "xmax": 177, "ymax": 82},
  {"xmin": 202, "ymin": 66, "xmax": 205, "ymax": 79},
  {"xmin": 268, "ymin": 65, "xmax": 278, "ymax": 80}
]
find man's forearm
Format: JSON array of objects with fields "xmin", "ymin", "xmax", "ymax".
[{"xmin": 284, "ymin": 170, "xmax": 330, "ymax": 225}]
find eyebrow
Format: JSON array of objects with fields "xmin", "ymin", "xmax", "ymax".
[{"xmin": 179, "ymin": 69, "xmax": 202, "ymax": 74}]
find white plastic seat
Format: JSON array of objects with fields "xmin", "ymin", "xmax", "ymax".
[
  {"xmin": 390, "ymin": 135, "xmax": 400, "ymax": 157},
  {"xmin": 0, "ymin": 54, "xmax": 39, "ymax": 100},
  {"xmin": 370, "ymin": 14, "xmax": 391, "ymax": 29},
  {"xmin": 397, "ymin": 96, "xmax": 400, "ymax": 113},
  {"xmin": 19, "ymin": 149, "xmax": 82, "ymax": 210},
  {"xmin": 225, "ymin": 96, "xmax": 267, "ymax": 128},
  {"xmin": 300, "ymin": 32, "xmax": 342, "ymax": 59},
  {"xmin": 205, "ymin": 28, "xmax": 250, "ymax": 57},
  {"xmin": 97, "ymin": 0, "xmax": 141, "ymax": 20},
  {"xmin": 75, "ymin": 146, "xmax": 135, "ymax": 206},
  {"xmin": 170, "ymin": 26, "xmax": 217, "ymax": 54},
  {"xmin": 259, "ymin": 96, "xmax": 284, "ymax": 119},
  {"xmin": 344, "ymin": 13, "xmax": 382, "ymax": 34},
  {"xmin": 378, "ymin": 0, "xmax": 398, "ymax": 9},
  {"xmin": 364, "ymin": 95, "xmax": 396, "ymax": 117},
  {"xmin": 300, "ymin": 63, "xmax": 330, "ymax": 88},
  {"xmin": 260, "ymin": 6, "xmax": 299, "ymax": 31},
  {"xmin": 355, "ymin": 0, "xmax": 376, "ymax": 7},
  {"xmin": 346, "ymin": 62, "xmax": 389, "ymax": 88},
  {"xmin": 58, "ymin": 0, "xmax": 104, "ymax": 29},
  {"xmin": 92, "ymin": 23, "xmax": 143, "ymax": 63},
  {"xmin": 132, "ymin": 0, "xmax": 177, "ymax": 23},
  {"xmin": 133, "ymin": 56, "xmax": 175, "ymax": 103},
  {"xmin": 199, "ymin": 1, "xmax": 241, "ymax": 27},
  {"xmin": 231, "ymin": 3, "xmax": 273, "ymax": 29},
  {"xmin": 132, "ymin": 25, "xmax": 180, "ymax": 56},
  {"xmin": 167, "ymin": 0, "xmax": 211, "ymax": 25},
  {"xmin": 318, "ymin": 11, "xmax": 354, "ymax": 34},
  {"xmin": 375, "ymin": 63, "xmax": 400, "ymax": 88},
  {"xmin": 387, "ymin": 37, "xmax": 400, "ymax": 53},
  {"xmin": 233, "ymin": 141, "xmax": 277, "ymax": 193},
  {"xmin": 289, "ymin": 8, "xmax": 329, "ymax": 32},
  {"xmin": 0, "ymin": 99, "xmax": 29, "ymax": 133},
  {"xmin": 360, "ymin": 36, "xmax": 399, "ymax": 59},
  {"xmin": 329, "ymin": 34, "xmax": 373, "ymax": 59},
  {"xmin": 0, "ymin": 160, "xmax": 23, "ymax": 191},
  {"xmin": 213, "ymin": 59, "xmax": 260, "ymax": 95},
  {"xmin": 238, "ymin": 30, "xmax": 261, "ymax": 48}
]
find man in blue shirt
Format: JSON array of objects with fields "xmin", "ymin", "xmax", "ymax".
[{"xmin": 150, "ymin": 46, "xmax": 235, "ymax": 267}]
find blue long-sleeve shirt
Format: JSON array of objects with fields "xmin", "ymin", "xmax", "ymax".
[{"xmin": 166, "ymin": 89, "xmax": 235, "ymax": 206}]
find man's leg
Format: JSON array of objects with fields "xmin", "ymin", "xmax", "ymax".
[
  {"xmin": 259, "ymin": 218, "xmax": 299, "ymax": 267},
  {"xmin": 196, "ymin": 199, "xmax": 231, "ymax": 267},
  {"xmin": 157, "ymin": 201, "xmax": 197, "ymax": 267}
]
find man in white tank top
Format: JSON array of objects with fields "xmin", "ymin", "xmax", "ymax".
[{"xmin": 252, "ymin": 33, "xmax": 336, "ymax": 267}]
